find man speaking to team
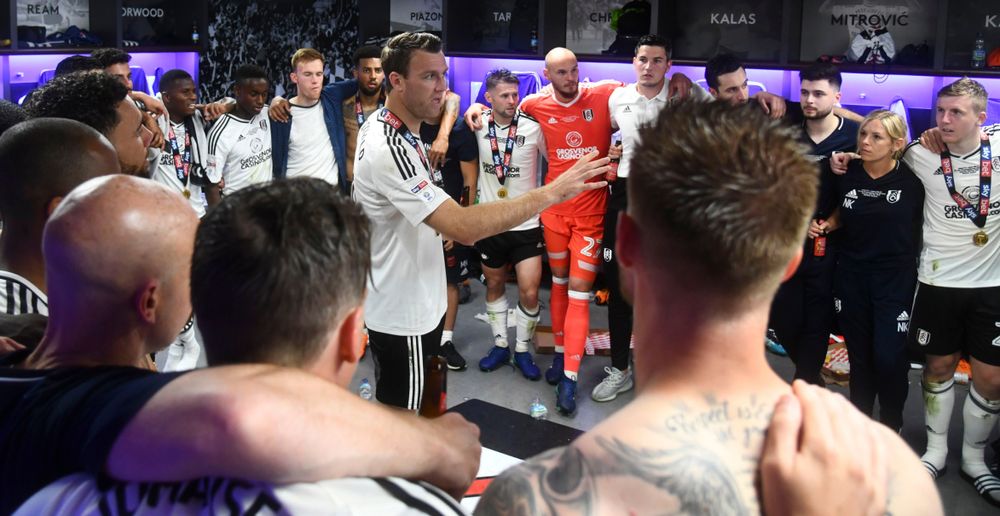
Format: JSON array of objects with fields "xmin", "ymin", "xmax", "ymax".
[{"xmin": 352, "ymin": 32, "xmax": 609, "ymax": 411}]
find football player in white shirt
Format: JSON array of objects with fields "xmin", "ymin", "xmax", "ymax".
[
  {"xmin": 352, "ymin": 32, "xmax": 610, "ymax": 411},
  {"xmin": 152, "ymin": 69, "xmax": 221, "ymax": 218},
  {"xmin": 207, "ymin": 64, "xmax": 273, "ymax": 197},
  {"xmin": 835, "ymin": 78, "xmax": 1000, "ymax": 507},
  {"xmin": 592, "ymin": 35, "xmax": 714, "ymax": 403},
  {"xmin": 474, "ymin": 69, "xmax": 547, "ymax": 381},
  {"xmin": 151, "ymin": 69, "xmax": 228, "ymax": 372}
]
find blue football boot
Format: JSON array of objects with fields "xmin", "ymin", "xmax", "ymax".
[
  {"xmin": 478, "ymin": 346, "xmax": 510, "ymax": 372},
  {"xmin": 513, "ymin": 352, "xmax": 541, "ymax": 381},
  {"xmin": 545, "ymin": 354, "xmax": 564, "ymax": 385},
  {"xmin": 556, "ymin": 376, "xmax": 578, "ymax": 416}
]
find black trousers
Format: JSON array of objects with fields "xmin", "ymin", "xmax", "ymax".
[
  {"xmin": 769, "ymin": 249, "xmax": 837, "ymax": 385},
  {"xmin": 835, "ymin": 265, "xmax": 915, "ymax": 431},
  {"xmin": 602, "ymin": 178, "xmax": 633, "ymax": 371}
]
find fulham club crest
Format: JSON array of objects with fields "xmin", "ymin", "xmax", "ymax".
[
  {"xmin": 886, "ymin": 190, "xmax": 901, "ymax": 204},
  {"xmin": 583, "ymin": 109, "xmax": 593, "ymax": 121}
]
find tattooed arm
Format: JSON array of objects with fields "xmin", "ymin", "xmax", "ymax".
[{"xmin": 428, "ymin": 91, "xmax": 461, "ymax": 169}]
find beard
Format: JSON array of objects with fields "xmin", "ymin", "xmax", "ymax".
[
  {"xmin": 803, "ymin": 106, "xmax": 834, "ymax": 120},
  {"xmin": 554, "ymin": 83, "xmax": 578, "ymax": 99},
  {"xmin": 359, "ymin": 81, "xmax": 382, "ymax": 97},
  {"xmin": 121, "ymin": 155, "xmax": 152, "ymax": 178}
]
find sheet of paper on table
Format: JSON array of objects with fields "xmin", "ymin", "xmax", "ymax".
[{"xmin": 460, "ymin": 447, "xmax": 523, "ymax": 511}]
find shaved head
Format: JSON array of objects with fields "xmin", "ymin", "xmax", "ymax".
[
  {"xmin": 43, "ymin": 175, "xmax": 198, "ymax": 355},
  {"xmin": 0, "ymin": 118, "xmax": 119, "ymax": 225},
  {"xmin": 544, "ymin": 47, "xmax": 576, "ymax": 68},
  {"xmin": 543, "ymin": 47, "xmax": 580, "ymax": 102}
]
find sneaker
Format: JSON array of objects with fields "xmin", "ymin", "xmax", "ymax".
[
  {"xmin": 513, "ymin": 351, "xmax": 541, "ymax": 381},
  {"xmin": 556, "ymin": 377, "xmax": 577, "ymax": 416},
  {"xmin": 922, "ymin": 460, "xmax": 946, "ymax": 480},
  {"xmin": 960, "ymin": 469, "xmax": 1000, "ymax": 508},
  {"xmin": 765, "ymin": 337, "xmax": 787, "ymax": 356},
  {"xmin": 545, "ymin": 354, "xmax": 564, "ymax": 385},
  {"xmin": 478, "ymin": 346, "xmax": 510, "ymax": 372},
  {"xmin": 440, "ymin": 341, "xmax": 467, "ymax": 371},
  {"xmin": 591, "ymin": 366, "xmax": 634, "ymax": 402}
]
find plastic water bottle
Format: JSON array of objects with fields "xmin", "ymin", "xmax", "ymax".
[
  {"xmin": 359, "ymin": 378, "xmax": 373, "ymax": 400},
  {"xmin": 191, "ymin": 23, "xmax": 200, "ymax": 45},
  {"xmin": 529, "ymin": 397, "xmax": 548, "ymax": 420},
  {"xmin": 530, "ymin": 29, "xmax": 538, "ymax": 53},
  {"xmin": 972, "ymin": 33, "xmax": 986, "ymax": 69}
]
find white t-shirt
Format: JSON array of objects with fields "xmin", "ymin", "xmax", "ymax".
[
  {"xmin": 474, "ymin": 109, "xmax": 544, "ymax": 232},
  {"xmin": 206, "ymin": 107, "xmax": 273, "ymax": 196},
  {"xmin": 352, "ymin": 110, "xmax": 449, "ymax": 335},
  {"xmin": 15, "ymin": 473, "xmax": 469, "ymax": 515},
  {"xmin": 0, "ymin": 270, "xmax": 47, "ymax": 316},
  {"xmin": 609, "ymin": 82, "xmax": 712, "ymax": 179},
  {"xmin": 287, "ymin": 101, "xmax": 339, "ymax": 186},
  {"xmin": 151, "ymin": 118, "xmax": 212, "ymax": 217},
  {"xmin": 903, "ymin": 124, "xmax": 1000, "ymax": 288}
]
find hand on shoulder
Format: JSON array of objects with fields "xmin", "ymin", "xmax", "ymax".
[{"xmin": 761, "ymin": 380, "xmax": 942, "ymax": 516}]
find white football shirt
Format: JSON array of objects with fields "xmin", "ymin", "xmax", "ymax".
[
  {"xmin": 150, "ymin": 112, "xmax": 215, "ymax": 217},
  {"xmin": 903, "ymin": 124, "xmax": 1000, "ymax": 288},
  {"xmin": 474, "ymin": 109, "xmax": 544, "ymax": 231},
  {"xmin": 0, "ymin": 271, "xmax": 47, "ymax": 316},
  {"xmin": 609, "ymin": 82, "xmax": 712, "ymax": 178},
  {"xmin": 15, "ymin": 473, "xmax": 469, "ymax": 515},
  {"xmin": 352, "ymin": 110, "xmax": 449, "ymax": 335},
  {"xmin": 206, "ymin": 106, "xmax": 273, "ymax": 196}
]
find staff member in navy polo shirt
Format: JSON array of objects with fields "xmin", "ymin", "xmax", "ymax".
[
  {"xmin": 769, "ymin": 63, "xmax": 859, "ymax": 386},
  {"xmin": 816, "ymin": 110, "xmax": 923, "ymax": 432}
]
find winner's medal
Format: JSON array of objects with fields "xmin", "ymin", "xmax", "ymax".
[
  {"xmin": 168, "ymin": 123, "xmax": 193, "ymax": 201},
  {"xmin": 488, "ymin": 111, "xmax": 519, "ymax": 202},
  {"xmin": 940, "ymin": 135, "xmax": 993, "ymax": 247}
]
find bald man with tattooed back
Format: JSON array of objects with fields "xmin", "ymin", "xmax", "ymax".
[{"xmin": 476, "ymin": 101, "xmax": 942, "ymax": 515}]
